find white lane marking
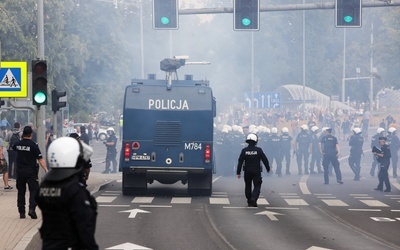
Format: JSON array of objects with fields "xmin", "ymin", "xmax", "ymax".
[
  {"xmin": 96, "ymin": 196, "xmax": 117, "ymax": 203},
  {"xmin": 321, "ymin": 199, "xmax": 349, "ymax": 206},
  {"xmin": 360, "ymin": 200, "xmax": 389, "ymax": 207},
  {"xmin": 265, "ymin": 207, "xmax": 299, "ymax": 210},
  {"xmin": 212, "ymin": 191, "xmax": 227, "ymax": 195},
  {"xmin": 99, "ymin": 205, "xmax": 130, "ymax": 207},
  {"xmin": 211, "ymin": 194, "xmax": 228, "ymax": 197},
  {"xmin": 284, "ymin": 199, "xmax": 309, "ymax": 206},
  {"xmin": 350, "ymin": 194, "xmax": 368, "ymax": 196},
  {"xmin": 390, "ymin": 179, "xmax": 400, "ymax": 190},
  {"xmin": 314, "ymin": 193, "xmax": 332, "ymax": 196},
  {"xmin": 256, "ymin": 210, "xmax": 284, "ymax": 221},
  {"xmin": 385, "ymin": 195, "xmax": 400, "ymax": 197},
  {"xmin": 279, "ymin": 193, "xmax": 297, "ymax": 195},
  {"xmin": 209, "ymin": 197, "xmax": 230, "ymax": 204},
  {"xmin": 171, "ymin": 197, "xmax": 192, "ymax": 204},
  {"xmin": 257, "ymin": 198, "xmax": 269, "ymax": 205},
  {"xmin": 132, "ymin": 197, "xmax": 154, "ymax": 203},
  {"xmin": 306, "ymin": 246, "xmax": 333, "ymax": 250},
  {"xmin": 317, "ymin": 196, "xmax": 336, "ymax": 199},
  {"xmin": 281, "ymin": 196, "xmax": 300, "ymax": 198},
  {"xmin": 390, "ymin": 198, "xmax": 400, "ymax": 200},
  {"xmin": 139, "ymin": 205, "xmax": 172, "ymax": 208},
  {"xmin": 300, "ymin": 175, "xmax": 311, "ymax": 195},
  {"xmin": 105, "ymin": 190, "xmax": 122, "ymax": 193},
  {"xmin": 349, "ymin": 209, "xmax": 382, "ymax": 212},
  {"xmin": 119, "ymin": 208, "xmax": 151, "ymax": 218},
  {"xmin": 391, "ymin": 210, "xmax": 400, "ymax": 212},
  {"xmin": 354, "ymin": 197, "xmax": 373, "ymax": 199},
  {"xmin": 101, "ymin": 193, "xmax": 120, "ymax": 196},
  {"xmin": 106, "ymin": 242, "xmax": 152, "ymax": 250},
  {"xmin": 212, "ymin": 176, "xmax": 221, "ymax": 183}
]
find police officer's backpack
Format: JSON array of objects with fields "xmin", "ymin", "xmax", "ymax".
[{"xmin": 9, "ymin": 132, "xmax": 20, "ymax": 150}]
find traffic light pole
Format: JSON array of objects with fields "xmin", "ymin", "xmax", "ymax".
[
  {"xmin": 178, "ymin": 1, "xmax": 400, "ymax": 15},
  {"xmin": 37, "ymin": 0, "xmax": 46, "ymax": 180}
]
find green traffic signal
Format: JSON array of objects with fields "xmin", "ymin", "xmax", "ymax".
[
  {"xmin": 242, "ymin": 18, "xmax": 251, "ymax": 26},
  {"xmin": 161, "ymin": 17, "xmax": 170, "ymax": 25},
  {"xmin": 344, "ymin": 15, "xmax": 353, "ymax": 23},
  {"xmin": 34, "ymin": 91, "xmax": 47, "ymax": 104}
]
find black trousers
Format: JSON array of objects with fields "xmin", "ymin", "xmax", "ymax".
[
  {"xmin": 16, "ymin": 167, "xmax": 39, "ymax": 214},
  {"xmin": 244, "ymin": 167, "xmax": 262, "ymax": 202},
  {"xmin": 349, "ymin": 153, "xmax": 362, "ymax": 179},
  {"xmin": 377, "ymin": 165, "xmax": 391, "ymax": 190}
]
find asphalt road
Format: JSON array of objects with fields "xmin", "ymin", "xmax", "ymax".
[{"xmin": 30, "ymin": 135, "xmax": 400, "ymax": 250}]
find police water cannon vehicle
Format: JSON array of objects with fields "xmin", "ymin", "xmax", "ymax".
[{"xmin": 120, "ymin": 57, "xmax": 215, "ymax": 196}]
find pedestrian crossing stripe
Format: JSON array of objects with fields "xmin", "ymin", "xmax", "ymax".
[
  {"xmin": 0, "ymin": 61, "xmax": 27, "ymax": 97},
  {"xmin": 94, "ymin": 195, "xmax": 391, "ymax": 208}
]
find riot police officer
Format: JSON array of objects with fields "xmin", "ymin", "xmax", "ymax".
[
  {"xmin": 269, "ymin": 127, "xmax": 283, "ymax": 176},
  {"xmin": 319, "ymin": 128, "xmax": 343, "ymax": 184},
  {"xmin": 310, "ymin": 126, "xmax": 322, "ymax": 174},
  {"xmin": 102, "ymin": 127, "xmax": 118, "ymax": 173},
  {"xmin": 370, "ymin": 128, "xmax": 385, "ymax": 177},
  {"xmin": 295, "ymin": 125, "xmax": 311, "ymax": 175},
  {"xmin": 36, "ymin": 137, "xmax": 99, "ymax": 249},
  {"xmin": 349, "ymin": 127, "xmax": 364, "ymax": 181},
  {"xmin": 374, "ymin": 137, "xmax": 391, "ymax": 192},
  {"xmin": 280, "ymin": 127, "xmax": 293, "ymax": 175},
  {"xmin": 237, "ymin": 133, "xmax": 271, "ymax": 207},
  {"xmin": 387, "ymin": 127, "xmax": 399, "ymax": 178}
]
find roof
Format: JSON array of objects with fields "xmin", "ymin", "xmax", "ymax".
[{"xmin": 276, "ymin": 84, "xmax": 356, "ymax": 111}]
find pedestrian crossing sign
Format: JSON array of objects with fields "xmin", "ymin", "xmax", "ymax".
[{"xmin": 0, "ymin": 61, "xmax": 28, "ymax": 97}]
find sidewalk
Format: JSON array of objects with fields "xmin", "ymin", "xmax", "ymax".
[{"xmin": 0, "ymin": 172, "xmax": 120, "ymax": 250}]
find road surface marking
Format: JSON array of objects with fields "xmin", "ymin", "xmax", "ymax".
[
  {"xmin": 390, "ymin": 179, "xmax": 400, "ymax": 190},
  {"xmin": 350, "ymin": 194, "xmax": 368, "ymax": 196},
  {"xmin": 317, "ymin": 196, "xmax": 336, "ymax": 199},
  {"xmin": 106, "ymin": 242, "xmax": 152, "ymax": 250},
  {"xmin": 212, "ymin": 176, "xmax": 221, "ymax": 183},
  {"xmin": 300, "ymin": 175, "xmax": 311, "ymax": 195},
  {"xmin": 265, "ymin": 207, "xmax": 299, "ymax": 210},
  {"xmin": 96, "ymin": 196, "xmax": 117, "ymax": 203},
  {"xmin": 139, "ymin": 205, "xmax": 172, "ymax": 208},
  {"xmin": 99, "ymin": 205, "xmax": 130, "ymax": 207},
  {"xmin": 279, "ymin": 193, "xmax": 297, "ymax": 195},
  {"xmin": 284, "ymin": 199, "xmax": 308, "ymax": 206},
  {"xmin": 209, "ymin": 197, "xmax": 230, "ymax": 204},
  {"xmin": 132, "ymin": 197, "xmax": 154, "ymax": 203},
  {"xmin": 359, "ymin": 200, "xmax": 389, "ymax": 207},
  {"xmin": 257, "ymin": 198, "xmax": 269, "ymax": 205},
  {"xmin": 256, "ymin": 210, "xmax": 284, "ymax": 221},
  {"xmin": 119, "ymin": 208, "xmax": 151, "ymax": 218},
  {"xmin": 349, "ymin": 209, "xmax": 382, "ymax": 212},
  {"xmin": 171, "ymin": 197, "xmax": 192, "ymax": 204},
  {"xmin": 321, "ymin": 199, "xmax": 349, "ymax": 206}
]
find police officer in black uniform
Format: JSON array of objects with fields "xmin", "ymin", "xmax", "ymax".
[
  {"xmin": 319, "ymin": 128, "xmax": 343, "ymax": 184},
  {"xmin": 370, "ymin": 128, "xmax": 385, "ymax": 176},
  {"xmin": 12, "ymin": 126, "xmax": 48, "ymax": 219},
  {"xmin": 374, "ymin": 137, "xmax": 391, "ymax": 192},
  {"xmin": 349, "ymin": 127, "xmax": 364, "ymax": 181},
  {"xmin": 102, "ymin": 127, "xmax": 118, "ymax": 173},
  {"xmin": 237, "ymin": 133, "xmax": 271, "ymax": 207},
  {"xmin": 280, "ymin": 127, "xmax": 293, "ymax": 175},
  {"xmin": 69, "ymin": 133, "xmax": 93, "ymax": 185},
  {"xmin": 295, "ymin": 125, "xmax": 312, "ymax": 175},
  {"xmin": 387, "ymin": 127, "xmax": 400, "ymax": 178},
  {"xmin": 36, "ymin": 137, "xmax": 99, "ymax": 249},
  {"xmin": 310, "ymin": 126, "xmax": 322, "ymax": 174},
  {"xmin": 269, "ymin": 127, "xmax": 283, "ymax": 176}
]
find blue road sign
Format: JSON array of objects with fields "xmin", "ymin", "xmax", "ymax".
[{"xmin": 244, "ymin": 92, "xmax": 281, "ymax": 108}]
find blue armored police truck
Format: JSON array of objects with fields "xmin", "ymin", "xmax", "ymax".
[{"xmin": 120, "ymin": 59, "xmax": 216, "ymax": 196}]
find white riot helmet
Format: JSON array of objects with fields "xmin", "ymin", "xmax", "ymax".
[
  {"xmin": 271, "ymin": 127, "xmax": 278, "ymax": 134},
  {"xmin": 311, "ymin": 126, "xmax": 319, "ymax": 132},
  {"xmin": 388, "ymin": 127, "xmax": 396, "ymax": 133},
  {"xmin": 301, "ymin": 124, "xmax": 308, "ymax": 130},
  {"xmin": 281, "ymin": 127, "xmax": 289, "ymax": 133},
  {"xmin": 265, "ymin": 128, "xmax": 271, "ymax": 134},
  {"xmin": 46, "ymin": 137, "xmax": 93, "ymax": 181},
  {"xmin": 107, "ymin": 127, "xmax": 115, "ymax": 135},
  {"xmin": 377, "ymin": 127, "xmax": 385, "ymax": 134},
  {"xmin": 245, "ymin": 133, "xmax": 258, "ymax": 144},
  {"xmin": 353, "ymin": 127, "xmax": 362, "ymax": 134}
]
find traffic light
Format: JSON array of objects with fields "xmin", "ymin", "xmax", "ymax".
[
  {"xmin": 153, "ymin": 0, "xmax": 178, "ymax": 30},
  {"xmin": 51, "ymin": 89, "xmax": 66, "ymax": 112},
  {"xmin": 234, "ymin": 0, "xmax": 260, "ymax": 31},
  {"xmin": 335, "ymin": 0, "xmax": 362, "ymax": 27},
  {"xmin": 32, "ymin": 60, "xmax": 48, "ymax": 106}
]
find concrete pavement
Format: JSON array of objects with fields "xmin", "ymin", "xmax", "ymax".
[{"xmin": 0, "ymin": 172, "xmax": 120, "ymax": 250}]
